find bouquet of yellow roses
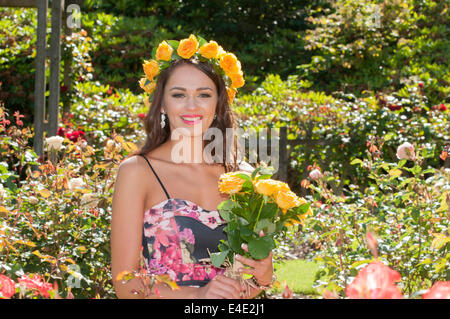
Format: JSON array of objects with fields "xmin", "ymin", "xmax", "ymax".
[{"xmin": 210, "ymin": 166, "xmax": 312, "ymax": 269}]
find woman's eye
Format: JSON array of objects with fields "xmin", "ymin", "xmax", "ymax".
[{"xmin": 172, "ymin": 93, "xmax": 211, "ymax": 98}]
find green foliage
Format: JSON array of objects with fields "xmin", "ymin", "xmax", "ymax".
[
  {"xmin": 234, "ymin": 74, "xmax": 449, "ymax": 197},
  {"xmin": 81, "ymin": 0, "xmax": 325, "ymax": 87},
  {"xmin": 0, "ymin": 81, "xmax": 146, "ymax": 298},
  {"xmin": 302, "ymin": 138, "xmax": 450, "ymax": 297},
  {"xmin": 300, "ymin": 0, "xmax": 449, "ymax": 104}
]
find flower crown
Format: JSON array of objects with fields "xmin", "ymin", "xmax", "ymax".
[{"xmin": 138, "ymin": 34, "xmax": 245, "ymax": 105}]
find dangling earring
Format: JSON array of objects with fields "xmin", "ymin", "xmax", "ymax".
[
  {"xmin": 214, "ymin": 114, "xmax": 217, "ymax": 120},
  {"xmin": 160, "ymin": 113, "xmax": 166, "ymax": 128}
]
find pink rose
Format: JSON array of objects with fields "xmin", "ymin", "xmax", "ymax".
[
  {"xmin": 422, "ymin": 281, "xmax": 450, "ymax": 299},
  {"xmin": 0, "ymin": 274, "xmax": 16, "ymax": 298},
  {"xmin": 346, "ymin": 261, "xmax": 403, "ymax": 299},
  {"xmin": 18, "ymin": 274, "xmax": 53, "ymax": 298},
  {"xmin": 396, "ymin": 142, "xmax": 416, "ymax": 161},
  {"xmin": 309, "ymin": 169, "xmax": 322, "ymax": 181}
]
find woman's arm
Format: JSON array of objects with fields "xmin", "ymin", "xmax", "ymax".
[{"xmin": 111, "ymin": 157, "xmax": 149, "ymax": 299}]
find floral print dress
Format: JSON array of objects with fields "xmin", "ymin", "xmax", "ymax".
[{"xmin": 139, "ymin": 155, "xmax": 226, "ymax": 287}]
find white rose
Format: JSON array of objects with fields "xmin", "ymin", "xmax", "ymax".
[
  {"xmin": 28, "ymin": 196, "xmax": 39, "ymax": 204},
  {"xmin": 106, "ymin": 140, "xmax": 115, "ymax": 150},
  {"xmin": 68, "ymin": 177, "xmax": 86, "ymax": 191},
  {"xmin": 0, "ymin": 183, "xmax": 4, "ymax": 198},
  {"xmin": 46, "ymin": 136, "xmax": 65, "ymax": 151},
  {"xmin": 309, "ymin": 169, "xmax": 323, "ymax": 181},
  {"xmin": 396, "ymin": 142, "xmax": 416, "ymax": 161}
]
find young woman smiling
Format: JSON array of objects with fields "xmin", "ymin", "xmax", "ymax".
[{"xmin": 111, "ymin": 36, "xmax": 274, "ymax": 299}]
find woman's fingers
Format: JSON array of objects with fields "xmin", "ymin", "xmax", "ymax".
[
  {"xmin": 235, "ymin": 254, "xmax": 258, "ymax": 268},
  {"xmin": 213, "ymin": 275, "xmax": 242, "ymax": 298}
]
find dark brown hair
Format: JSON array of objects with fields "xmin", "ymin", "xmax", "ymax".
[{"xmin": 129, "ymin": 58, "xmax": 240, "ymax": 173}]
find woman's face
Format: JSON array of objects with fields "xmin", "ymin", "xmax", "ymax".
[{"xmin": 162, "ymin": 64, "xmax": 218, "ymax": 136}]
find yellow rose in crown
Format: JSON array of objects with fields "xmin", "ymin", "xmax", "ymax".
[
  {"xmin": 220, "ymin": 52, "xmax": 242, "ymax": 75},
  {"xmin": 177, "ymin": 34, "xmax": 199, "ymax": 59},
  {"xmin": 199, "ymin": 41, "xmax": 220, "ymax": 59},
  {"xmin": 155, "ymin": 41, "xmax": 173, "ymax": 61},
  {"xmin": 229, "ymin": 71, "xmax": 245, "ymax": 88},
  {"xmin": 226, "ymin": 87, "xmax": 237, "ymax": 104},
  {"xmin": 139, "ymin": 78, "xmax": 156, "ymax": 94},
  {"xmin": 142, "ymin": 59, "xmax": 159, "ymax": 80}
]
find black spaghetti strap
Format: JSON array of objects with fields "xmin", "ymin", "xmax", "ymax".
[{"xmin": 138, "ymin": 154, "xmax": 171, "ymax": 200}]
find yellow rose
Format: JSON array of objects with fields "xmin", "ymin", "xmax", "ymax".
[
  {"xmin": 139, "ymin": 78, "xmax": 156, "ymax": 94},
  {"xmin": 228, "ymin": 71, "xmax": 245, "ymax": 88},
  {"xmin": 199, "ymin": 41, "xmax": 219, "ymax": 59},
  {"xmin": 155, "ymin": 41, "xmax": 173, "ymax": 61},
  {"xmin": 275, "ymin": 190, "xmax": 301, "ymax": 213},
  {"xmin": 217, "ymin": 46, "xmax": 227, "ymax": 59},
  {"xmin": 254, "ymin": 179, "xmax": 289, "ymax": 196},
  {"xmin": 218, "ymin": 171, "xmax": 248, "ymax": 194},
  {"xmin": 219, "ymin": 52, "xmax": 241, "ymax": 75},
  {"xmin": 286, "ymin": 197, "xmax": 312, "ymax": 226},
  {"xmin": 177, "ymin": 34, "xmax": 199, "ymax": 59},
  {"xmin": 226, "ymin": 87, "xmax": 237, "ymax": 104},
  {"xmin": 142, "ymin": 59, "xmax": 159, "ymax": 80}
]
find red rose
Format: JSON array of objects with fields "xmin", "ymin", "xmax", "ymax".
[
  {"xmin": 0, "ymin": 274, "xmax": 16, "ymax": 298},
  {"xmin": 388, "ymin": 104, "xmax": 402, "ymax": 111},
  {"xmin": 346, "ymin": 261, "xmax": 403, "ymax": 299},
  {"xmin": 61, "ymin": 85, "xmax": 68, "ymax": 93},
  {"xmin": 57, "ymin": 127, "xmax": 66, "ymax": 137},
  {"xmin": 138, "ymin": 113, "xmax": 146, "ymax": 119},
  {"xmin": 422, "ymin": 281, "xmax": 450, "ymax": 299},
  {"xmin": 439, "ymin": 104, "xmax": 447, "ymax": 111},
  {"xmin": 418, "ymin": 82, "xmax": 424, "ymax": 89}
]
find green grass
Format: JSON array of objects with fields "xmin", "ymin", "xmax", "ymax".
[{"xmin": 271, "ymin": 259, "xmax": 322, "ymax": 296}]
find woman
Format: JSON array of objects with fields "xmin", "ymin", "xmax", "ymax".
[{"xmin": 111, "ymin": 35, "xmax": 274, "ymax": 299}]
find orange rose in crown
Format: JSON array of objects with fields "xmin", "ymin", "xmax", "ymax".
[{"xmin": 138, "ymin": 34, "xmax": 245, "ymax": 105}]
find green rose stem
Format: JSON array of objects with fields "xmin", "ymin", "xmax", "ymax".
[{"xmin": 253, "ymin": 195, "xmax": 264, "ymax": 232}]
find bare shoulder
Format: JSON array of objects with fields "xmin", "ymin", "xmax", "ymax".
[{"xmin": 114, "ymin": 155, "xmax": 149, "ymax": 198}]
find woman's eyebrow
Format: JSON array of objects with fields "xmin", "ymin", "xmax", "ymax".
[{"xmin": 169, "ymin": 87, "xmax": 213, "ymax": 91}]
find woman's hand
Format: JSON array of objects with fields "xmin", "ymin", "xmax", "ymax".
[
  {"xmin": 236, "ymin": 243, "xmax": 274, "ymax": 287},
  {"xmin": 196, "ymin": 275, "xmax": 245, "ymax": 299}
]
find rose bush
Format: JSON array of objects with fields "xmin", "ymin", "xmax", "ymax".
[{"xmin": 300, "ymin": 137, "xmax": 449, "ymax": 298}]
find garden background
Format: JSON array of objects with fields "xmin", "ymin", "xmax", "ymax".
[{"xmin": 0, "ymin": 0, "xmax": 449, "ymax": 299}]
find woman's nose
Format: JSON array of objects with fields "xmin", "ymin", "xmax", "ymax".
[{"xmin": 185, "ymin": 94, "xmax": 198, "ymax": 109}]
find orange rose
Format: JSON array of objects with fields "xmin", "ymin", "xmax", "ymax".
[
  {"xmin": 275, "ymin": 190, "xmax": 301, "ymax": 213},
  {"xmin": 142, "ymin": 59, "xmax": 159, "ymax": 80},
  {"xmin": 227, "ymin": 87, "xmax": 237, "ymax": 104},
  {"xmin": 139, "ymin": 78, "xmax": 156, "ymax": 94},
  {"xmin": 218, "ymin": 172, "xmax": 247, "ymax": 194},
  {"xmin": 177, "ymin": 34, "xmax": 199, "ymax": 59},
  {"xmin": 217, "ymin": 46, "xmax": 227, "ymax": 59},
  {"xmin": 219, "ymin": 52, "xmax": 241, "ymax": 75},
  {"xmin": 199, "ymin": 41, "xmax": 220, "ymax": 59},
  {"xmin": 254, "ymin": 179, "xmax": 290, "ymax": 196},
  {"xmin": 229, "ymin": 71, "xmax": 245, "ymax": 88},
  {"xmin": 155, "ymin": 41, "xmax": 173, "ymax": 61}
]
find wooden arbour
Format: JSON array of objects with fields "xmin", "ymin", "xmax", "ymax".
[{"xmin": 0, "ymin": 0, "xmax": 82, "ymax": 156}]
